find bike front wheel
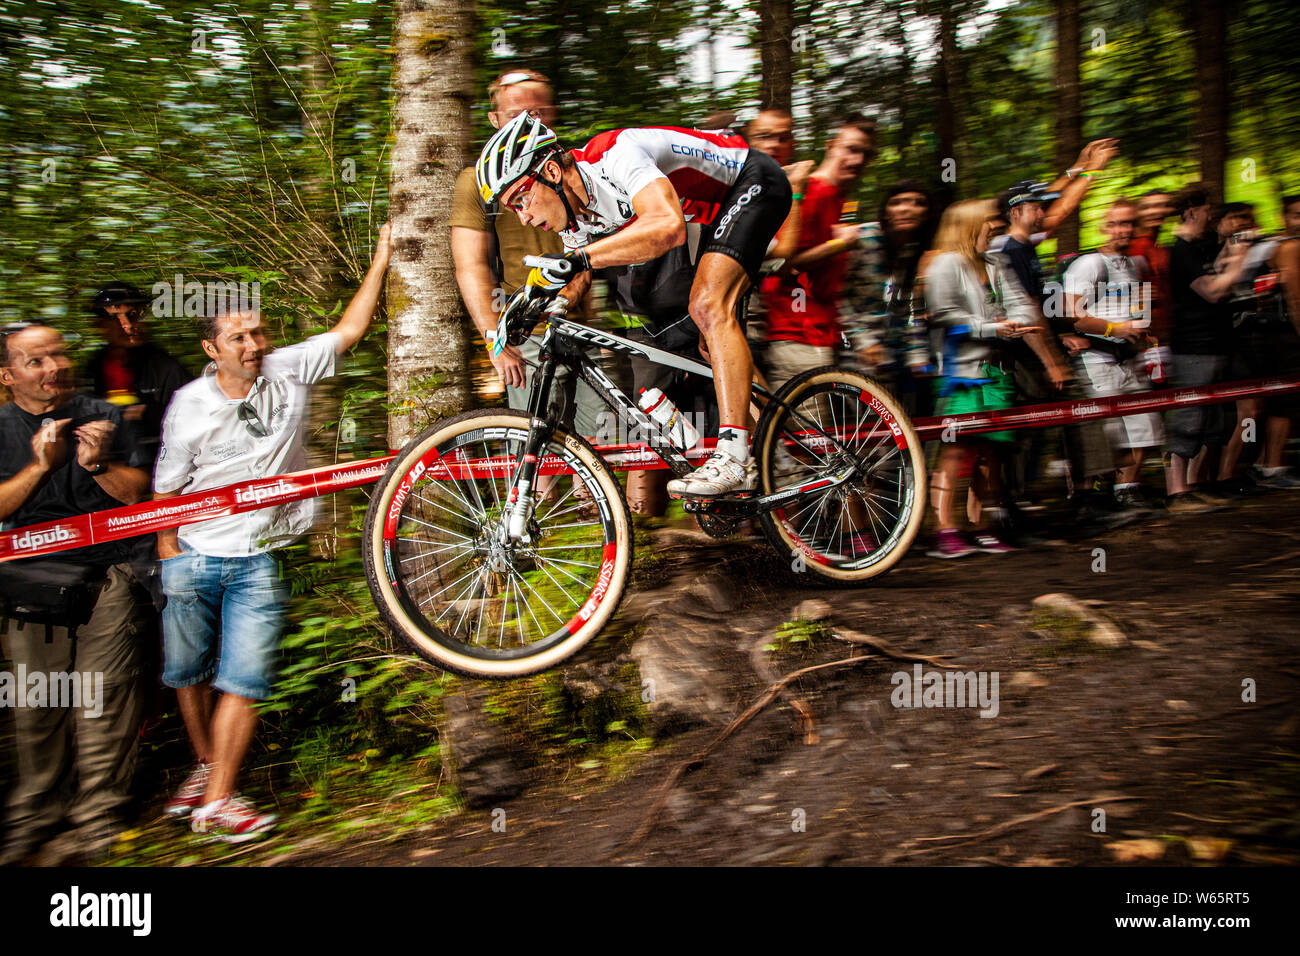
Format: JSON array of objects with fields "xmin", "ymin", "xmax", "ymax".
[
  {"xmin": 754, "ymin": 366, "xmax": 927, "ymax": 584},
  {"xmin": 363, "ymin": 408, "xmax": 633, "ymax": 678}
]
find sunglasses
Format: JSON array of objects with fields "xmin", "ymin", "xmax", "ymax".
[
  {"xmin": 505, "ymin": 173, "xmax": 539, "ymax": 213},
  {"xmin": 235, "ymin": 380, "xmax": 270, "ymax": 438},
  {"xmin": 236, "ymin": 400, "xmax": 270, "ymax": 438}
]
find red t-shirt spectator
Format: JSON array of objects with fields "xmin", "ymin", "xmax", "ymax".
[
  {"xmin": 762, "ymin": 176, "xmax": 848, "ymax": 349},
  {"xmin": 1129, "ymin": 234, "xmax": 1172, "ymax": 344}
]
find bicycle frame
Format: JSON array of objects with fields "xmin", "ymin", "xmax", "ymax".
[{"xmin": 502, "ymin": 315, "xmax": 867, "ymax": 533}]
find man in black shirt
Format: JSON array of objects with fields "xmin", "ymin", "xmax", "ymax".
[
  {"xmin": 85, "ymin": 282, "xmax": 192, "ymax": 466},
  {"xmin": 1165, "ymin": 186, "xmax": 1251, "ymax": 508},
  {"xmin": 0, "ymin": 323, "xmax": 152, "ymax": 864},
  {"xmin": 994, "ymin": 180, "xmax": 1112, "ymax": 526}
]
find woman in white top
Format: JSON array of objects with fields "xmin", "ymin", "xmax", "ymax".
[{"xmin": 919, "ymin": 199, "xmax": 1049, "ymax": 558}]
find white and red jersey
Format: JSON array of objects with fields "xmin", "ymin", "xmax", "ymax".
[{"xmin": 562, "ymin": 127, "xmax": 749, "ymax": 250}]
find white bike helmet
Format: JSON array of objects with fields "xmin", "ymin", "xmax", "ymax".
[{"xmin": 475, "ymin": 111, "xmax": 562, "ymax": 205}]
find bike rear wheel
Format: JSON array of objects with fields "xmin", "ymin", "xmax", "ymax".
[
  {"xmin": 363, "ymin": 408, "xmax": 632, "ymax": 678},
  {"xmin": 754, "ymin": 366, "xmax": 926, "ymax": 584}
]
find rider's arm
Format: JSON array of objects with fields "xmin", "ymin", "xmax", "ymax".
[{"xmin": 581, "ymin": 179, "xmax": 687, "ymax": 269}]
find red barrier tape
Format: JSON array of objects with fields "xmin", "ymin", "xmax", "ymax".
[
  {"xmin": 910, "ymin": 372, "xmax": 1300, "ymax": 441},
  {"xmin": 0, "ymin": 458, "xmax": 392, "ymax": 563},
  {"xmin": 2, "ymin": 372, "xmax": 1296, "ymax": 563}
]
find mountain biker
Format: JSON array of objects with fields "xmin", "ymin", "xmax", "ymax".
[{"xmin": 476, "ymin": 110, "xmax": 793, "ymax": 496}]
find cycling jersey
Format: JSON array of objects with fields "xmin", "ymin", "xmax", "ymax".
[
  {"xmin": 562, "ymin": 127, "xmax": 750, "ymax": 250},
  {"xmin": 563, "ymin": 127, "xmax": 791, "ymax": 285}
]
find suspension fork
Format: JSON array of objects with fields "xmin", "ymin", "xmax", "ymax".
[{"xmin": 503, "ymin": 344, "xmax": 559, "ymax": 543}]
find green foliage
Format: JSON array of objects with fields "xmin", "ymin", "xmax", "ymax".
[
  {"xmin": 259, "ymin": 512, "xmax": 450, "ymax": 793},
  {"xmin": 476, "ymin": 0, "xmax": 719, "ymax": 143},
  {"xmin": 476, "ymin": 656, "xmax": 649, "ymax": 765},
  {"xmin": 767, "ymin": 616, "xmax": 830, "ymax": 652},
  {"xmin": 0, "ymin": 0, "xmax": 393, "ymax": 384}
]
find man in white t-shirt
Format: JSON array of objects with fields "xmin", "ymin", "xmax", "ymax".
[
  {"xmin": 153, "ymin": 224, "xmax": 390, "ymax": 842},
  {"xmin": 1065, "ymin": 199, "xmax": 1164, "ymax": 507}
]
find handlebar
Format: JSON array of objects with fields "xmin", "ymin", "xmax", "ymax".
[{"xmin": 490, "ymin": 285, "xmax": 569, "ymax": 358}]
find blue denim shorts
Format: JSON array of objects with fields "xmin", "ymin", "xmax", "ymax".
[{"xmin": 160, "ymin": 549, "xmax": 287, "ymax": 700}]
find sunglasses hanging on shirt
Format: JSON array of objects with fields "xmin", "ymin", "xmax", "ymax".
[{"xmin": 237, "ymin": 400, "xmax": 270, "ymax": 438}]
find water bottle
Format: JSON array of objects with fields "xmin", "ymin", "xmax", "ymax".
[{"xmin": 638, "ymin": 387, "xmax": 700, "ymax": 451}]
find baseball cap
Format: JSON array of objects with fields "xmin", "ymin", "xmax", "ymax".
[
  {"xmin": 996, "ymin": 181, "xmax": 1061, "ymax": 218},
  {"xmin": 91, "ymin": 282, "xmax": 149, "ymax": 315}
]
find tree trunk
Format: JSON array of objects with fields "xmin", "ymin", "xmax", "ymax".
[
  {"xmin": 1189, "ymin": 0, "xmax": 1229, "ymax": 198},
  {"xmin": 894, "ymin": 3, "xmax": 914, "ymax": 169},
  {"xmin": 388, "ymin": 0, "xmax": 473, "ymax": 450},
  {"xmin": 932, "ymin": 1, "xmax": 964, "ymax": 205},
  {"xmin": 1054, "ymin": 0, "xmax": 1082, "ymax": 255},
  {"xmin": 758, "ymin": 0, "xmax": 793, "ymax": 112}
]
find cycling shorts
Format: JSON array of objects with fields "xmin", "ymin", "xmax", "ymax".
[{"xmin": 702, "ymin": 149, "xmax": 792, "ymax": 286}]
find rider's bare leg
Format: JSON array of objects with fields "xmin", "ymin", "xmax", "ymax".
[
  {"xmin": 698, "ymin": 334, "xmax": 767, "ymax": 426},
  {"xmin": 689, "ymin": 252, "xmax": 755, "ymax": 451}
]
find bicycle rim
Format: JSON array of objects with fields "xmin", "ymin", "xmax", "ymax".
[
  {"xmin": 366, "ymin": 411, "xmax": 630, "ymax": 677},
  {"xmin": 757, "ymin": 369, "xmax": 926, "ymax": 582}
]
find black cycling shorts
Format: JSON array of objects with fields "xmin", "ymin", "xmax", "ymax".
[{"xmin": 702, "ymin": 149, "xmax": 792, "ymax": 286}]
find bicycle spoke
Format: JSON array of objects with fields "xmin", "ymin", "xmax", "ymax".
[
  {"xmin": 532, "ymin": 554, "xmax": 600, "ymax": 570},
  {"xmin": 399, "ymin": 514, "xmax": 476, "ymax": 543},
  {"xmin": 412, "ymin": 488, "xmax": 482, "ymax": 524},
  {"xmin": 507, "ymin": 564, "xmax": 552, "ymax": 636},
  {"xmin": 399, "ymin": 542, "xmax": 475, "ymax": 563},
  {"xmin": 534, "ymin": 553, "xmax": 599, "ymax": 585}
]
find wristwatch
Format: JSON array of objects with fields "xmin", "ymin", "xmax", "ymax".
[{"xmin": 85, "ymin": 461, "xmax": 107, "ymax": 476}]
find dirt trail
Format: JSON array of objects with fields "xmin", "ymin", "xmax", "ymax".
[{"xmin": 299, "ymin": 494, "xmax": 1300, "ymax": 866}]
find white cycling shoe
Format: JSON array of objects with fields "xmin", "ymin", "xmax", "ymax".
[{"xmin": 667, "ymin": 451, "xmax": 757, "ymax": 497}]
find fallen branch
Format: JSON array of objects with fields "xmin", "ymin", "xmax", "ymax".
[
  {"xmin": 1237, "ymin": 548, "xmax": 1300, "ymax": 570},
  {"xmin": 832, "ymin": 628, "xmax": 955, "ymax": 667},
  {"xmin": 748, "ymin": 634, "xmax": 819, "ymax": 746},
  {"xmin": 901, "ymin": 795, "xmax": 1139, "ymax": 856}
]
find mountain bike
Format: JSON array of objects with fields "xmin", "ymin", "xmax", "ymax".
[{"xmin": 362, "ymin": 283, "xmax": 926, "ymax": 678}]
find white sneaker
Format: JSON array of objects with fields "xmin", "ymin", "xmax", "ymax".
[{"xmin": 667, "ymin": 452, "xmax": 757, "ymax": 497}]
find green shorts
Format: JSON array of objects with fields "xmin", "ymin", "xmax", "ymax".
[{"xmin": 937, "ymin": 363, "xmax": 1017, "ymax": 443}]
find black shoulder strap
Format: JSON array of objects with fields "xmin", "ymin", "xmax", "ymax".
[{"xmin": 486, "ymin": 199, "xmax": 505, "ymax": 286}]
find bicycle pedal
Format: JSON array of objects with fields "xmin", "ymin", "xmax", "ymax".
[{"xmin": 677, "ymin": 492, "xmax": 757, "ymax": 516}]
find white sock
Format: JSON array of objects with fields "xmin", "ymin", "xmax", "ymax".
[
  {"xmin": 1114, "ymin": 482, "xmax": 1139, "ymax": 495},
  {"xmin": 716, "ymin": 424, "xmax": 750, "ymax": 464}
]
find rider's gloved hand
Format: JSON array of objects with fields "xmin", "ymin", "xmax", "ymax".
[{"xmin": 523, "ymin": 249, "xmax": 591, "ymax": 292}]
